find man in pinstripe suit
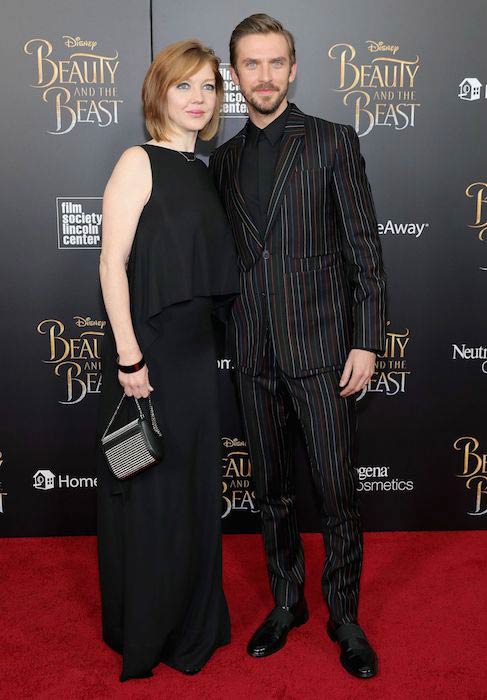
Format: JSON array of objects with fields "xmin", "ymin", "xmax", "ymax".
[{"xmin": 210, "ymin": 14, "xmax": 386, "ymax": 679}]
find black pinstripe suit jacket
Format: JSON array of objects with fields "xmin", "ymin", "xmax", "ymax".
[{"xmin": 210, "ymin": 103, "xmax": 387, "ymax": 378}]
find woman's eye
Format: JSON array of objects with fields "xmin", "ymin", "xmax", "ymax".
[
  {"xmin": 176, "ymin": 82, "xmax": 190, "ymax": 89},
  {"xmin": 203, "ymin": 84, "xmax": 215, "ymax": 91}
]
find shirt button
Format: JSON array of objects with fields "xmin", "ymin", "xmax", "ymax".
[{"xmin": 262, "ymin": 250, "xmax": 270, "ymax": 260}]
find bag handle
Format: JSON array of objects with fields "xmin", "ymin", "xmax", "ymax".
[{"xmin": 102, "ymin": 394, "xmax": 162, "ymax": 439}]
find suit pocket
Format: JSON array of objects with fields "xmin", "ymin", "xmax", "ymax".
[
  {"xmin": 284, "ymin": 251, "xmax": 342, "ymax": 273},
  {"xmin": 282, "ymin": 265, "xmax": 350, "ymax": 370}
]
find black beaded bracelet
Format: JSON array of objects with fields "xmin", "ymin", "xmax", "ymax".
[{"xmin": 116, "ymin": 356, "xmax": 146, "ymax": 374}]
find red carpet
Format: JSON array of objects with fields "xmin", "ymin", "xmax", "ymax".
[{"xmin": 1, "ymin": 532, "xmax": 485, "ymax": 699}]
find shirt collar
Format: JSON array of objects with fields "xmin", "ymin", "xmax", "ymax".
[{"xmin": 247, "ymin": 102, "xmax": 291, "ymax": 146}]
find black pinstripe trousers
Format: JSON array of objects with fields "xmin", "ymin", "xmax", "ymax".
[{"xmin": 237, "ymin": 337, "xmax": 363, "ymax": 625}]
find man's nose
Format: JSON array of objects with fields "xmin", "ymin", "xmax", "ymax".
[{"xmin": 258, "ymin": 63, "xmax": 271, "ymax": 83}]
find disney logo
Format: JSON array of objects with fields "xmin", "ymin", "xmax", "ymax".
[
  {"xmin": 366, "ymin": 40, "xmax": 399, "ymax": 55},
  {"xmin": 63, "ymin": 35, "xmax": 98, "ymax": 50},
  {"xmin": 222, "ymin": 437, "xmax": 247, "ymax": 448},
  {"xmin": 74, "ymin": 316, "xmax": 106, "ymax": 329}
]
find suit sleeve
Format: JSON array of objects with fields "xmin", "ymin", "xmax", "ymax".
[{"xmin": 332, "ymin": 124, "xmax": 387, "ymax": 354}]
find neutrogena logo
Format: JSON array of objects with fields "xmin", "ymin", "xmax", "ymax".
[{"xmin": 33, "ymin": 469, "xmax": 97, "ymax": 489}]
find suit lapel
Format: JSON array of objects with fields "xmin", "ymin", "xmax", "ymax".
[
  {"xmin": 264, "ymin": 104, "xmax": 306, "ymax": 239},
  {"xmin": 226, "ymin": 104, "xmax": 306, "ymax": 247}
]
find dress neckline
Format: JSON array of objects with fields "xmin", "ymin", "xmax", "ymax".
[{"xmin": 144, "ymin": 143, "xmax": 195, "ymax": 158}]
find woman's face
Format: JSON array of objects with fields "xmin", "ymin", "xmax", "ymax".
[{"xmin": 166, "ymin": 63, "xmax": 217, "ymax": 137}]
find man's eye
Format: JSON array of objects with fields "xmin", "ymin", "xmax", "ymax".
[
  {"xmin": 273, "ymin": 60, "xmax": 283, "ymax": 67},
  {"xmin": 246, "ymin": 61, "xmax": 257, "ymax": 69}
]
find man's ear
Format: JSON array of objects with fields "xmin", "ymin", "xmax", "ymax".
[
  {"xmin": 230, "ymin": 65, "xmax": 240, "ymax": 86},
  {"xmin": 289, "ymin": 62, "xmax": 298, "ymax": 85}
]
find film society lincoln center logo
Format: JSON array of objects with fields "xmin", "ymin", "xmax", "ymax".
[
  {"xmin": 37, "ymin": 316, "xmax": 105, "ymax": 404},
  {"xmin": 328, "ymin": 40, "xmax": 421, "ymax": 137},
  {"xmin": 24, "ymin": 35, "xmax": 122, "ymax": 135},
  {"xmin": 57, "ymin": 197, "xmax": 102, "ymax": 249},
  {"xmin": 219, "ymin": 63, "xmax": 248, "ymax": 118}
]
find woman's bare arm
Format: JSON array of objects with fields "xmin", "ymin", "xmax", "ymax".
[{"xmin": 99, "ymin": 146, "xmax": 153, "ymax": 398}]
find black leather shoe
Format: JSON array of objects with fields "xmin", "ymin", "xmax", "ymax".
[
  {"xmin": 247, "ymin": 599, "xmax": 309, "ymax": 658},
  {"xmin": 327, "ymin": 620, "xmax": 378, "ymax": 679}
]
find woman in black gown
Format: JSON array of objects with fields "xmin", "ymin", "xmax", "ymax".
[{"xmin": 97, "ymin": 40, "xmax": 239, "ymax": 681}]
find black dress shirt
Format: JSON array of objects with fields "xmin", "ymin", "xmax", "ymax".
[{"xmin": 240, "ymin": 103, "xmax": 291, "ymax": 237}]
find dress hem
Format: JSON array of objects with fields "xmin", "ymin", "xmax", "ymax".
[{"xmin": 105, "ymin": 634, "xmax": 232, "ymax": 682}]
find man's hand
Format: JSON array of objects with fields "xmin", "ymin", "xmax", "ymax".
[{"xmin": 339, "ymin": 349, "xmax": 376, "ymax": 397}]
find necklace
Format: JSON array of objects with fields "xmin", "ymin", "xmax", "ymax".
[{"xmin": 177, "ymin": 150, "xmax": 196, "ymax": 162}]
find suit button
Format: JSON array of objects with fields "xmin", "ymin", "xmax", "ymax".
[{"xmin": 262, "ymin": 250, "xmax": 270, "ymax": 260}]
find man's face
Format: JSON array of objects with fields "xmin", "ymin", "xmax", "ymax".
[{"xmin": 231, "ymin": 33, "xmax": 297, "ymax": 116}]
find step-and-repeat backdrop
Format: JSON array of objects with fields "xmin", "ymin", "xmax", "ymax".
[{"xmin": 1, "ymin": 0, "xmax": 486, "ymax": 536}]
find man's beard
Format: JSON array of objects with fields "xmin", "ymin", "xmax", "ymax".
[{"xmin": 241, "ymin": 81, "xmax": 289, "ymax": 116}]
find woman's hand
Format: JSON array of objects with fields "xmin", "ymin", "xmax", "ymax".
[{"xmin": 118, "ymin": 364, "xmax": 154, "ymax": 399}]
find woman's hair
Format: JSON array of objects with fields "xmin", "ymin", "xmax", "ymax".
[
  {"xmin": 229, "ymin": 13, "xmax": 296, "ymax": 69},
  {"xmin": 142, "ymin": 39, "xmax": 223, "ymax": 142}
]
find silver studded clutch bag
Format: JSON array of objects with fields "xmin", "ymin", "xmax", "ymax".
[{"xmin": 101, "ymin": 395, "xmax": 164, "ymax": 480}]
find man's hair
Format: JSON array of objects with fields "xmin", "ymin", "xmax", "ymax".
[
  {"xmin": 229, "ymin": 13, "xmax": 296, "ymax": 69},
  {"xmin": 142, "ymin": 39, "xmax": 223, "ymax": 142}
]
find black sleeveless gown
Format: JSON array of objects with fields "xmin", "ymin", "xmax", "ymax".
[{"xmin": 96, "ymin": 145, "xmax": 239, "ymax": 681}]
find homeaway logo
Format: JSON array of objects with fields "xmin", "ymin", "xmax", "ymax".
[
  {"xmin": 458, "ymin": 78, "xmax": 486, "ymax": 101},
  {"xmin": 378, "ymin": 220, "xmax": 429, "ymax": 238},
  {"xmin": 33, "ymin": 469, "xmax": 97, "ymax": 489},
  {"xmin": 33, "ymin": 469, "xmax": 56, "ymax": 490}
]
